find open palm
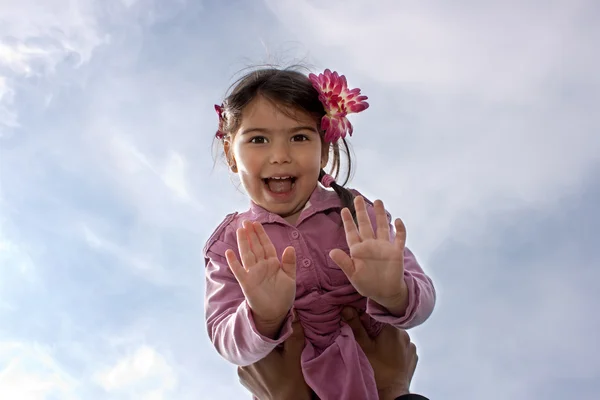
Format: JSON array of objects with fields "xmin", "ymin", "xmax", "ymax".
[
  {"xmin": 330, "ymin": 196, "xmax": 407, "ymax": 305},
  {"xmin": 225, "ymin": 220, "xmax": 296, "ymax": 324}
]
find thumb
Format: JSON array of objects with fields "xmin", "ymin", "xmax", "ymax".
[
  {"xmin": 329, "ymin": 249, "xmax": 355, "ymax": 277},
  {"xmin": 281, "ymin": 246, "xmax": 297, "ymax": 279},
  {"xmin": 283, "ymin": 319, "xmax": 305, "ymax": 355},
  {"xmin": 341, "ymin": 307, "xmax": 371, "ymax": 346},
  {"xmin": 224, "ymin": 249, "xmax": 246, "ymax": 285},
  {"xmin": 394, "ymin": 217, "xmax": 407, "ymax": 251}
]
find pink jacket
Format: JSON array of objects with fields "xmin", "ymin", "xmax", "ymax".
[{"xmin": 204, "ymin": 186, "xmax": 436, "ymax": 399}]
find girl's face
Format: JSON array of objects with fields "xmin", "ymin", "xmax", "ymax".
[{"xmin": 225, "ymin": 96, "xmax": 328, "ymax": 224}]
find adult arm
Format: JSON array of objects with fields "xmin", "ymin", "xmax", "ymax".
[
  {"xmin": 237, "ymin": 306, "xmax": 430, "ymax": 400},
  {"xmin": 342, "ymin": 307, "xmax": 429, "ymax": 400},
  {"xmin": 236, "ymin": 317, "xmax": 313, "ymax": 400}
]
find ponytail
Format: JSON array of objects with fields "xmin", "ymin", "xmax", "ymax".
[{"xmin": 319, "ymin": 169, "xmax": 357, "ymax": 223}]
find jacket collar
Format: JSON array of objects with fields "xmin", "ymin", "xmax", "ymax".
[{"xmin": 246, "ymin": 184, "xmax": 343, "ymax": 226}]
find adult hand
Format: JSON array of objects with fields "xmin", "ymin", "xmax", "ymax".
[
  {"xmin": 237, "ymin": 317, "xmax": 312, "ymax": 400},
  {"xmin": 342, "ymin": 307, "xmax": 418, "ymax": 400}
]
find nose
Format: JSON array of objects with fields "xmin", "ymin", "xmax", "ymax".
[{"xmin": 269, "ymin": 140, "xmax": 292, "ymax": 164}]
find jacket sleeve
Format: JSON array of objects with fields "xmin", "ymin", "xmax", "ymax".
[
  {"xmin": 366, "ymin": 246, "xmax": 436, "ymax": 328},
  {"xmin": 360, "ymin": 197, "xmax": 437, "ymax": 329},
  {"xmin": 204, "ymin": 240, "xmax": 294, "ymax": 366}
]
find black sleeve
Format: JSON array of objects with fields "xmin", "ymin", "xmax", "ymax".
[{"xmin": 395, "ymin": 395, "xmax": 429, "ymax": 400}]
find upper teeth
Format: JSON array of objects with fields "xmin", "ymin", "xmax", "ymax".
[{"xmin": 271, "ymin": 176, "xmax": 291, "ymax": 179}]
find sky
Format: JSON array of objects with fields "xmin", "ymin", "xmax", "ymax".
[{"xmin": 1, "ymin": 0, "xmax": 599, "ymax": 399}]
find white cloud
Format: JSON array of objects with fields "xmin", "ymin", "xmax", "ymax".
[
  {"xmin": 0, "ymin": 0, "xmax": 106, "ymax": 65},
  {"xmin": 93, "ymin": 345, "xmax": 177, "ymax": 399},
  {"xmin": 0, "ymin": 237, "xmax": 35, "ymax": 281},
  {"xmin": 0, "ymin": 341, "xmax": 78, "ymax": 400},
  {"xmin": 0, "ymin": 219, "xmax": 38, "ymax": 289},
  {"xmin": 108, "ymin": 136, "xmax": 197, "ymax": 205},
  {"xmin": 0, "ymin": 41, "xmax": 50, "ymax": 76},
  {"xmin": 0, "ymin": 0, "xmax": 107, "ymax": 133},
  {"xmin": 161, "ymin": 151, "xmax": 193, "ymax": 202},
  {"xmin": 0, "ymin": 75, "xmax": 12, "ymax": 98},
  {"xmin": 0, "ymin": 76, "xmax": 11, "ymax": 103},
  {"xmin": 264, "ymin": 0, "xmax": 596, "ymax": 100},
  {"xmin": 412, "ymin": 241, "xmax": 600, "ymax": 399},
  {"xmin": 120, "ymin": 0, "xmax": 140, "ymax": 8},
  {"xmin": 264, "ymin": 0, "xmax": 600, "ymax": 256},
  {"xmin": 1, "ymin": 1, "xmax": 597, "ymax": 399},
  {"xmin": 80, "ymin": 223, "xmax": 185, "ymax": 287},
  {"xmin": 0, "ymin": 76, "xmax": 18, "ymax": 134}
]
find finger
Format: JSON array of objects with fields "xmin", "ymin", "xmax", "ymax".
[
  {"xmin": 341, "ymin": 208, "xmax": 361, "ymax": 247},
  {"xmin": 408, "ymin": 342, "xmax": 418, "ymax": 384},
  {"xmin": 243, "ymin": 221, "xmax": 265, "ymax": 260},
  {"xmin": 283, "ymin": 319, "xmax": 306, "ymax": 355},
  {"xmin": 236, "ymin": 227, "xmax": 256, "ymax": 267},
  {"xmin": 409, "ymin": 341, "xmax": 418, "ymax": 365},
  {"xmin": 237, "ymin": 366, "xmax": 248, "ymax": 382},
  {"xmin": 341, "ymin": 307, "xmax": 371, "ymax": 347},
  {"xmin": 394, "ymin": 218, "xmax": 407, "ymax": 251},
  {"xmin": 398, "ymin": 329, "xmax": 411, "ymax": 346},
  {"xmin": 354, "ymin": 196, "xmax": 375, "ymax": 240},
  {"xmin": 329, "ymin": 249, "xmax": 355, "ymax": 277},
  {"xmin": 396, "ymin": 329, "xmax": 418, "ymax": 372},
  {"xmin": 374, "ymin": 199, "xmax": 390, "ymax": 241},
  {"xmin": 237, "ymin": 366, "xmax": 256, "ymax": 394},
  {"xmin": 237, "ymin": 366, "xmax": 247, "ymax": 386},
  {"xmin": 225, "ymin": 248, "xmax": 246, "ymax": 285},
  {"xmin": 253, "ymin": 222, "xmax": 277, "ymax": 259},
  {"xmin": 281, "ymin": 246, "xmax": 297, "ymax": 280}
]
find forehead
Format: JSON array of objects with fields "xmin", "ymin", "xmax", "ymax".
[{"xmin": 240, "ymin": 96, "xmax": 317, "ymax": 129}]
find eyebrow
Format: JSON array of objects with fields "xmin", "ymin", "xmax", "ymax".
[{"xmin": 239, "ymin": 126, "xmax": 318, "ymax": 136}]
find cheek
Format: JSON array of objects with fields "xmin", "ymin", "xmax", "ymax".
[
  {"xmin": 231, "ymin": 140, "xmax": 243, "ymax": 159},
  {"xmin": 234, "ymin": 147, "xmax": 264, "ymax": 175},
  {"xmin": 232, "ymin": 143, "xmax": 250, "ymax": 166},
  {"xmin": 314, "ymin": 149, "xmax": 327, "ymax": 169},
  {"xmin": 297, "ymin": 151, "xmax": 321, "ymax": 168}
]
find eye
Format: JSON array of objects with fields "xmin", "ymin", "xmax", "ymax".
[
  {"xmin": 249, "ymin": 136, "xmax": 267, "ymax": 144},
  {"xmin": 291, "ymin": 134, "xmax": 309, "ymax": 142}
]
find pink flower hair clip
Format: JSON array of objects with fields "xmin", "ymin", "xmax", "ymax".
[
  {"xmin": 214, "ymin": 104, "xmax": 226, "ymax": 139},
  {"xmin": 308, "ymin": 69, "xmax": 369, "ymax": 143}
]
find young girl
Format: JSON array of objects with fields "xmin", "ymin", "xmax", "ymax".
[{"xmin": 203, "ymin": 67, "xmax": 436, "ymax": 400}]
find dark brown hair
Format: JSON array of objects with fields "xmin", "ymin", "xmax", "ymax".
[{"xmin": 214, "ymin": 66, "xmax": 357, "ymax": 219}]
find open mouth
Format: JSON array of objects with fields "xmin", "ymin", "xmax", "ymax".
[{"xmin": 263, "ymin": 176, "xmax": 297, "ymax": 194}]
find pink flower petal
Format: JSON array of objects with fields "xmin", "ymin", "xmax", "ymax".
[{"xmin": 309, "ymin": 69, "xmax": 369, "ymax": 142}]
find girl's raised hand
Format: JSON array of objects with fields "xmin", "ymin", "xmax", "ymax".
[
  {"xmin": 225, "ymin": 221, "xmax": 296, "ymax": 337},
  {"xmin": 329, "ymin": 197, "xmax": 409, "ymax": 314}
]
